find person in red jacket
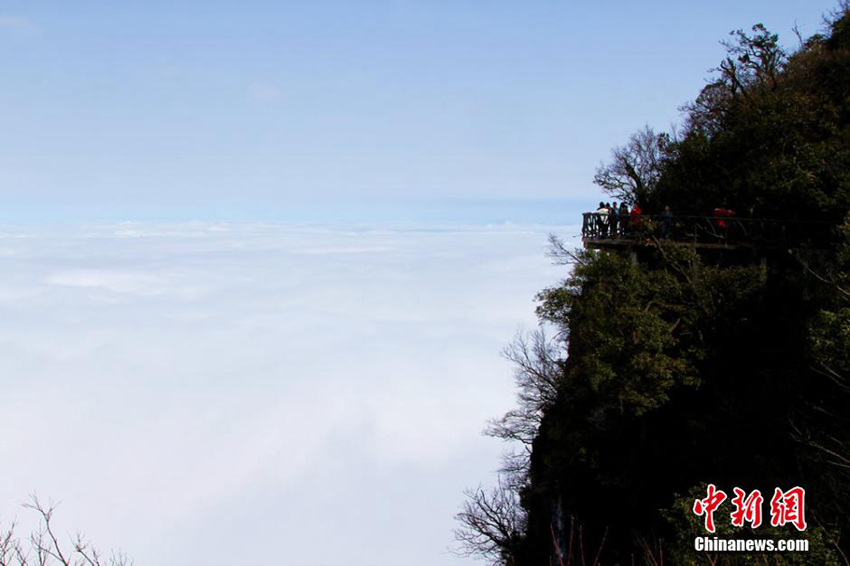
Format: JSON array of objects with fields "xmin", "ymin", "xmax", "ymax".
[
  {"xmin": 713, "ymin": 207, "xmax": 736, "ymax": 229},
  {"xmin": 630, "ymin": 204, "xmax": 643, "ymax": 226}
]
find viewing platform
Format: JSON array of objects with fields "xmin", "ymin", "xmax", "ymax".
[{"xmin": 581, "ymin": 212, "xmax": 838, "ymax": 252}]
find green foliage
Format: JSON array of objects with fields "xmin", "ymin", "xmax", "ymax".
[
  {"xmin": 594, "ymin": 10, "xmax": 850, "ymax": 225},
  {"xmin": 516, "ymin": 245, "xmax": 780, "ymax": 564},
  {"xmin": 793, "ymin": 225, "xmax": 850, "ymax": 537},
  {"xmin": 810, "ymin": 307, "xmax": 850, "ymax": 375},
  {"xmin": 535, "ymin": 248, "xmax": 763, "ymax": 416}
]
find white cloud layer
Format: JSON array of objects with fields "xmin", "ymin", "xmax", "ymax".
[{"xmin": 0, "ymin": 222, "xmax": 577, "ymax": 566}]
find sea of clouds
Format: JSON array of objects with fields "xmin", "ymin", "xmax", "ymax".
[{"xmin": 0, "ymin": 221, "xmax": 578, "ymax": 566}]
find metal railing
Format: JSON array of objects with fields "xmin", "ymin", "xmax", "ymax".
[{"xmin": 581, "ymin": 212, "xmax": 836, "ymax": 248}]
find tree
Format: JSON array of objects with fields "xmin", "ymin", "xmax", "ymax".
[
  {"xmin": 654, "ymin": 13, "xmax": 850, "ymax": 220},
  {"xmin": 0, "ymin": 496, "xmax": 131, "ymax": 566},
  {"xmin": 593, "ymin": 126, "xmax": 667, "ymax": 206},
  {"xmin": 454, "ymin": 329, "xmax": 562, "ymax": 564},
  {"xmin": 486, "ymin": 329, "xmax": 563, "ymax": 460},
  {"xmin": 718, "ymin": 24, "xmax": 787, "ymax": 95},
  {"xmin": 454, "ymin": 479, "xmax": 527, "ymax": 566}
]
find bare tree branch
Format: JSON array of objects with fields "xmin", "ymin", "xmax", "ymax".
[
  {"xmin": 454, "ymin": 478, "xmax": 527, "ymax": 565},
  {"xmin": 0, "ymin": 497, "xmax": 131, "ymax": 566},
  {"xmin": 593, "ymin": 126, "xmax": 666, "ymax": 205},
  {"xmin": 486, "ymin": 328, "xmax": 563, "ymax": 450}
]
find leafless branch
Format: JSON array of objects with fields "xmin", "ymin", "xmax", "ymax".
[
  {"xmin": 0, "ymin": 497, "xmax": 131, "ymax": 566},
  {"xmin": 547, "ymin": 234, "xmax": 587, "ymax": 267},
  {"xmin": 593, "ymin": 126, "xmax": 666, "ymax": 205},
  {"xmin": 454, "ymin": 478, "xmax": 527, "ymax": 566}
]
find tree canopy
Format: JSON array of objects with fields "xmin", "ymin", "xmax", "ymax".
[{"xmin": 596, "ymin": 10, "xmax": 850, "ymax": 224}]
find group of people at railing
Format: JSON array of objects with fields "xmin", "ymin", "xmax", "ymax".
[
  {"xmin": 581, "ymin": 199, "xmax": 843, "ymax": 248},
  {"xmin": 586, "ymin": 201, "xmax": 678, "ymax": 240},
  {"xmin": 583, "ymin": 201, "xmax": 741, "ymax": 243}
]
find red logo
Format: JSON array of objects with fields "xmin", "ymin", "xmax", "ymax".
[
  {"xmin": 769, "ymin": 487, "xmax": 807, "ymax": 531},
  {"xmin": 730, "ymin": 488, "xmax": 764, "ymax": 528},
  {"xmin": 693, "ymin": 484, "xmax": 727, "ymax": 533},
  {"xmin": 693, "ymin": 485, "xmax": 806, "ymax": 532}
]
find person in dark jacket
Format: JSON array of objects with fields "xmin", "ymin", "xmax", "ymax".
[
  {"xmin": 608, "ymin": 202, "xmax": 619, "ymax": 239},
  {"xmin": 619, "ymin": 202, "xmax": 629, "ymax": 236},
  {"xmin": 661, "ymin": 205, "xmax": 673, "ymax": 240}
]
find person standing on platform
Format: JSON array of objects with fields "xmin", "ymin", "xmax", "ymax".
[
  {"xmin": 629, "ymin": 203, "xmax": 643, "ymax": 237},
  {"xmin": 661, "ymin": 205, "xmax": 673, "ymax": 240},
  {"xmin": 609, "ymin": 202, "xmax": 619, "ymax": 239},
  {"xmin": 619, "ymin": 202, "xmax": 629, "ymax": 236},
  {"xmin": 596, "ymin": 201, "xmax": 609, "ymax": 238}
]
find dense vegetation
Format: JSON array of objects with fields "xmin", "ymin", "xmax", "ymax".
[{"xmin": 457, "ymin": 5, "xmax": 850, "ymax": 565}]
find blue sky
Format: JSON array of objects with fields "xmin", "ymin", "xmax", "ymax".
[{"xmin": 0, "ymin": 0, "xmax": 838, "ymax": 222}]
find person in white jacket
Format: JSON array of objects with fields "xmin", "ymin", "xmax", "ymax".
[{"xmin": 596, "ymin": 201, "xmax": 609, "ymax": 238}]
